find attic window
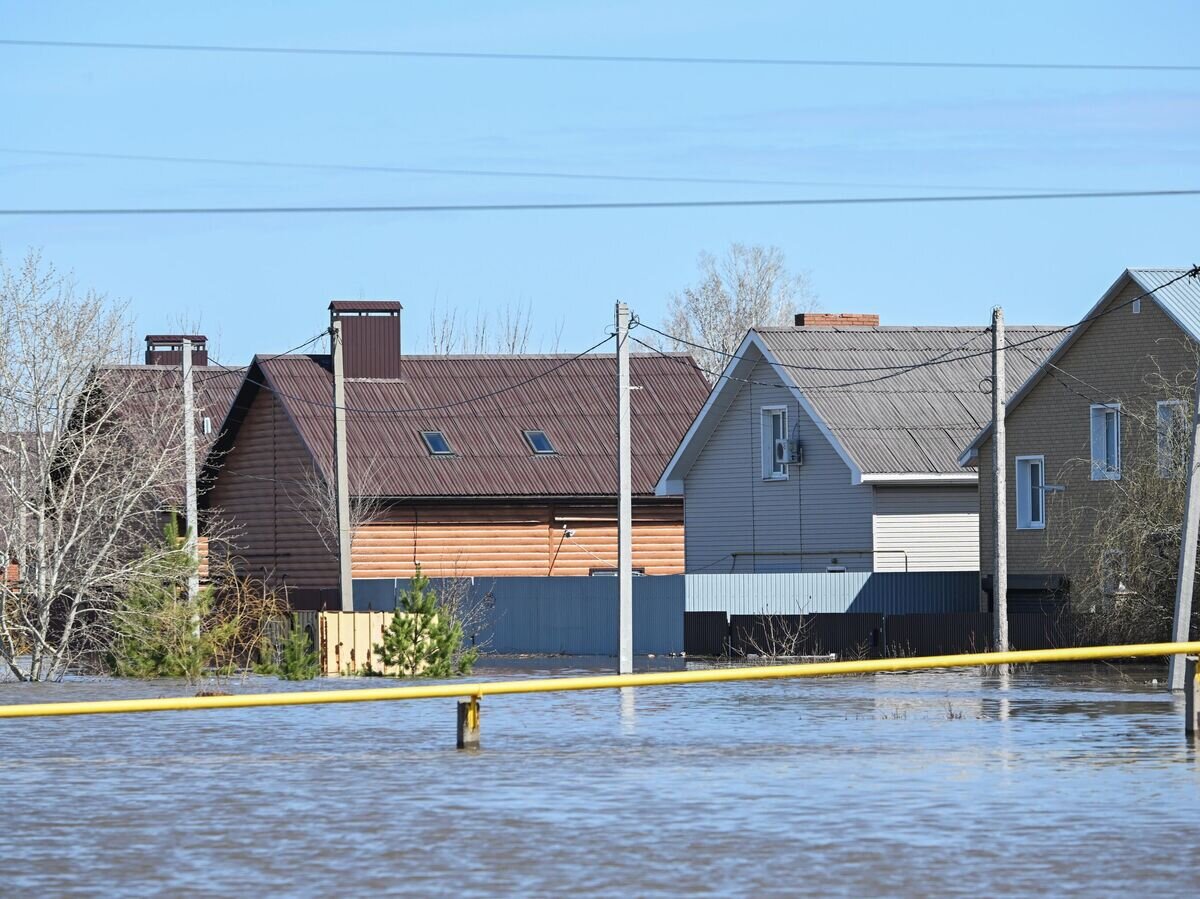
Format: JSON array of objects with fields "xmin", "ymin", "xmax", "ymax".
[
  {"xmin": 1132, "ymin": 299, "xmax": 1142, "ymax": 314},
  {"xmin": 420, "ymin": 431, "xmax": 454, "ymax": 455},
  {"xmin": 524, "ymin": 430, "xmax": 556, "ymax": 454},
  {"xmin": 201, "ymin": 416, "xmax": 213, "ymax": 436}
]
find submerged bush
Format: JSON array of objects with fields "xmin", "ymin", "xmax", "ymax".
[{"xmin": 275, "ymin": 616, "xmax": 321, "ymax": 681}]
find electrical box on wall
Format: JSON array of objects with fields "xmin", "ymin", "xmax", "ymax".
[{"xmin": 787, "ymin": 439, "xmax": 804, "ymax": 465}]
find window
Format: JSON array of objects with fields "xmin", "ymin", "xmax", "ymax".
[
  {"xmin": 761, "ymin": 406, "xmax": 788, "ymax": 480},
  {"xmin": 1015, "ymin": 455, "xmax": 1046, "ymax": 529},
  {"xmin": 523, "ymin": 430, "xmax": 556, "ymax": 454},
  {"xmin": 201, "ymin": 416, "xmax": 213, "ymax": 436},
  {"xmin": 1157, "ymin": 400, "xmax": 1188, "ymax": 478},
  {"xmin": 1089, "ymin": 404, "xmax": 1121, "ymax": 480},
  {"xmin": 1102, "ymin": 549, "xmax": 1129, "ymax": 596},
  {"xmin": 1132, "ymin": 298, "xmax": 1142, "ymax": 314},
  {"xmin": 420, "ymin": 430, "xmax": 454, "ymax": 455},
  {"xmin": 825, "ymin": 565, "xmax": 848, "ymax": 573},
  {"xmin": 588, "ymin": 567, "xmax": 645, "ymax": 576}
]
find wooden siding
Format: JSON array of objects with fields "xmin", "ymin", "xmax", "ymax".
[
  {"xmin": 206, "ymin": 387, "xmax": 338, "ymax": 589},
  {"xmin": 682, "ymin": 352, "xmax": 875, "ymax": 573},
  {"xmin": 352, "ymin": 501, "xmax": 685, "ymax": 578},
  {"xmin": 977, "ymin": 280, "xmax": 1196, "ymax": 587},
  {"xmin": 872, "ymin": 486, "xmax": 979, "ymax": 571}
]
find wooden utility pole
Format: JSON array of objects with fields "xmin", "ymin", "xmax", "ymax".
[
  {"xmin": 181, "ymin": 338, "xmax": 200, "ymax": 605},
  {"xmin": 992, "ymin": 307, "xmax": 1008, "ymax": 654},
  {"xmin": 1168, "ymin": 374, "xmax": 1200, "ymax": 690},
  {"xmin": 331, "ymin": 320, "xmax": 355, "ymax": 612},
  {"xmin": 616, "ymin": 302, "xmax": 633, "ymax": 675}
]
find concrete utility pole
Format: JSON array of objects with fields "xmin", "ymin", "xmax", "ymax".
[
  {"xmin": 181, "ymin": 338, "xmax": 200, "ymax": 605},
  {"xmin": 1168, "ymin": 374, "xmax": 1200, "ymax": 690},
  {"xmin": 331, "ymin": 320, "xmax": 355, "ymax": 613},
  {"xmin": 992, "ymin": 307, "xmax": 1009, "ymax": 654},
  {"xmin": 616, "ymin": 302, "xmax": 633, "ymax": 675}
]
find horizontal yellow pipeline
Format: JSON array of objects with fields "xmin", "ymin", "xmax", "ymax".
[{"xmin": 1, "ymin": 641, "xmax": 1198, "ymax": 719}]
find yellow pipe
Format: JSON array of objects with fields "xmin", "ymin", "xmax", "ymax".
[{"xmin": 1, "ymin": 641, "xmax": 1198, "ymax": 719}]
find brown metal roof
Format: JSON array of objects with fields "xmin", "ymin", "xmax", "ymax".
[
  {"xmin": 245, "ymin": 352, "xmax": 710, "ymax": 498},
  {"xmin": 328, "ymin": 300, "xmax": 403, "ymax": 312},
  {"xmin": 756, "ymin": 326, "xmax": 1066, "ymax": 475}
]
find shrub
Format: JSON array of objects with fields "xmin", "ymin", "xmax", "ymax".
[{"xmin": 275, "ymin": 615, "xmax": 321, "ymax": 681}]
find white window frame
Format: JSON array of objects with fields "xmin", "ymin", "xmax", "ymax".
[
  {"xmin": 1156, "ymin": 399, "xmax": 1187, "ymax": 479},
  {"xmin": 760, "ymin": 405, "xmax": 788, "ymax": 480},
  {"xmin": 1015, "ymin": 454, "xmax": 1046, "ymax": 530},
  {"xmin": 1089, "ymin": 403, "xmax": 1122, "ymax": 481}
]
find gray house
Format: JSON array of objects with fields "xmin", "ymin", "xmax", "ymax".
[{"xmin": 657, "ymin": 313, "xmax": 1062, "ymax": 574}]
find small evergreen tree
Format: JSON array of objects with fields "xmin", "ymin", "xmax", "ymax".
[
  {"xmin": 276, "ymin": 615, "xmax": 321, "ymax": 680},
  {"xmin": 374, "ymin": 567, "xmax": 478, "ymax": 677}
]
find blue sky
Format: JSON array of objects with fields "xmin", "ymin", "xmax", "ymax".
[{"xmin": 1, "ymin": 1, "xmax": 1198, "ymax": 363}]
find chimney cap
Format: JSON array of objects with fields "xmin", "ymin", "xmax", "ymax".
[
  {"xmin": 145, "ymin": 334, "xmax": 208, "ymax": 343},
  {"xmin": 793, "ymin": 312, "xmax": 880, "ymax": 327},
  {"xmin": 329, "ymin": 300, "xmax": 402, "ymax": 313}
]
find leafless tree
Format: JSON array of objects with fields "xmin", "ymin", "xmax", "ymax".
[
  {"xmin": 737, "ymin": 603, "xmax": 813, "ymax": 661},
  {"xmin": 286, "ymin": 460, "xmax": 388, "ymax": 557},
  {"xmin": 1043, "ymin": 351, "xmax": 1200, "ymax": 644},
  {"xmin": 662, "ymin": 243, "xmax": 818, "ymax": 380},
  {"xmin": 424, "ymin": 299, "xmax": 562, "ymax": 354},
  {"xmin": 0, "ymin": 250, "xmax": 196, "ymax": 681}
]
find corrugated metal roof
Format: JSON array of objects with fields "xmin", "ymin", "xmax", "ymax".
[
  {"xmin": 1129, "ymin": 268, "xmax": 1200, "ymax": 341},
  {"xmin": 756, "ymin": 326, "xmax": 1065, "ymax": 475},
  {"xmin": 253, "ymin": 352, "xmax": 710, "ymax": 498}
]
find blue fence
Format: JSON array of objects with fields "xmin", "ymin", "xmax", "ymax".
[
  {"xmin": 352, "ymin": 575, "xmax": 685, "ymax": 655},
  {"xmin": 350, "ymin": 571, "xmax": 980, "ymax": 656},
  {"xmin": 684, "ymin": 571, "xmax": 981, "ymax": 615}
]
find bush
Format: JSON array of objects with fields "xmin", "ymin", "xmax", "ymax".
[
  {"xmin": 374, "ymin": 566, "xmax": 478, "ymax": 678},
  {"xmin": 276, "ymin": 616, "xmax": 321, "ymax": 680}
]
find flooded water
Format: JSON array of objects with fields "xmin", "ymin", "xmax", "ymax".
[{"xmin": 2, "ymin": 659, "xmax": 1199, "ymax": 896}]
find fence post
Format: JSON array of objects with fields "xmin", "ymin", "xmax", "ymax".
[
  {"xmin": 457, "ymin": 696, "xmax": 481, "ymax": 750},
  {"xmin": 1186, "ymin": 656, "xmax": 1198, "ymax": 737}
]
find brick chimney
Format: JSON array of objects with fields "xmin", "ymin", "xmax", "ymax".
[
  {"xmin": 793, "ymin": 312, "xmax": 880, "ymax": 327},
  {"xmin": 145, "ymin": 335, "xmax": 208, "ymax": 366},
  {"xmin": 329, "ymin": 301, "xmax": 403, "ymax": 378}
]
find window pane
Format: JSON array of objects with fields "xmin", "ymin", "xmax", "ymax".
[
  {"xmin": 1104, "ymin": 410, "xmax": 1118, "ymax": 470},
  {"xmin": 1030, "ymin": 462, "xmax": 1042, "ymax": 524},
  {"xmin": 525, "ymin": 430, "xmax": 555, "ymax": 453},
  {"xmin": 421, "ymin": 431, "xmax": 452, "ymax": 454}
]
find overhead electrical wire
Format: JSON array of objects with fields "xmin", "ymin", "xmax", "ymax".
[
  {"xmin": 2, "ymin": 188, "xmax": 1199, "ymax": 217},
  {"xmin": 3, "ymin": 38, "xmax": 1198, "ymax": 72},
  {"xmin": 0, "ymin": 147, "xmax": 1091, "ymax": 195}
]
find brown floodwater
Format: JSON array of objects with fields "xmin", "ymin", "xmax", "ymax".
[{"xmin": 1, "ymin": 659, "xmax": 1198, "ymax": 896}]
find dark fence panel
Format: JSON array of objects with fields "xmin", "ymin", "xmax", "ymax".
[
  {"xmin": 684, "ymin": 612, "xmax": 729, "ymax": 657},
  {"xmin": 803, "ymin": 613, "xmax": 886, "ymax": 658},
  {"xmin": 885, "ymin": 613, "xmax": 993, "ymax": 656},
  {"xmin": 1008, "ymin": 612, "xmax": 1085, "ymax": 650}
]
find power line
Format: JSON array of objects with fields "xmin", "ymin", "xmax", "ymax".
[
  {"xmin": 3, "ymin": 188, "xmax": 1200, "ymax": 217},
  {"xmin": 0, "ymin": 147, "xmax": 1093, "ymax": 195},
  {"xmin": 4, "ymin": 38, "xmax": 1198, "ymax": 72}
]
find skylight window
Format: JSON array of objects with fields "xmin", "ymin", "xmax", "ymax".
[
  {"xmin": 420, "ymin": 431, "xmax": 454, "ymax": 455},
  {"xmin": 524, "ymin": 430, "xmax": 556, "ymax": 454}
]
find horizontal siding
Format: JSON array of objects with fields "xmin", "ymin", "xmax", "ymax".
[
  {"xmin": 685, "ymin": 571, "xmax": 980, "ymax": 614},
  {"xmin": 352, "ymin": 501, "xmax": 685, "ymax": 578},
  {"xmin": 683, "ymin": 352, "xmax": 874, "ymax": 573},
  {"xmin": 872, "ymin": 486, "xmax": 979, "ymax": 571}
]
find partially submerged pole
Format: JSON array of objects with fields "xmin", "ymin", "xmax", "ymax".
[
  {"xmin": 182, "ymin": 338, "xmax": 200, "ymax": 608},
  {"xmin": 992, "ymin": 307, "xmax": 1008, "ymax": 654},
  {"xmin": 1186, "ymin": 657, "xmax": 1199, "ymax": 737},
  {"xmin": 457, "ymin": 696, "xmax": 481, "ymax": 749},
  {"xmin": 331, "ymin": 319, "xmax": 355, "ymax": 613},
  {"xmin": 1168, "ymin": 374, "xmax": 1200, "ymax": 691},
  {"xmin": 616, "ymin": 302, "xmax": 634, "ymax": 675}
]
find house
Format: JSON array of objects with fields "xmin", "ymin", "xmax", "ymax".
[
  {"xmin": 959, "ymin": 267, "xmax": 1200, "ymax": 608},
  {"xmin": 202, "ymin": 302, "xmax": 711, "ymax": 608},
  {"xmin": 656, "ymin": 313, "xmax": 1063, "ymax": 574}
]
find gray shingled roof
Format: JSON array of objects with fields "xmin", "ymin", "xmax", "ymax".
[{"xmin": 756, "ymin": 326, "xmax": 1065, "ymax": 475}]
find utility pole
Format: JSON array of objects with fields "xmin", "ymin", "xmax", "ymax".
[
  {"xmin": 331, "ymin": 320, "xmax": 355, "ymax": 613},
  {"xmin": 181, "ymin": 338, "xmax": 199, "ymax": 606},
  {"xmin": 992, "ymin": 307, "xmax": 1008, "ymax": 654},
  {"xmin": 616, "ymin": 302, "xmax": 633, "ymax": 675},
  {"xmin": 1168, "ymin": 372, "xmax": 1200, "ymax": 690}
]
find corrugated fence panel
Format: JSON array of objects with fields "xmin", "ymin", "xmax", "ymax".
[
  {"xmin": 684, "ymin": 571, "xmax": 979, "ymax": 615},
  {"xmin": 351, "ymin": 575, "xmax": 684, "ymax": 656}
]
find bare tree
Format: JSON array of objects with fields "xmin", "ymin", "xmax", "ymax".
[
  {"xmin": 663, "ymin": 243, "xmax": 818, "ymax": 380},
  {"xmin": 425, "ymin": 299, "xmax": 562, "ymax": 354},
  {"xmin": 286, "ymin": 460, "xmax": 387, "ymax": 557},
  {"xmin": 0, "ymin": 250, "xmax": 194, "ymax": 681}
]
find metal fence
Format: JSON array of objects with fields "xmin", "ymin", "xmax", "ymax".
[{"xmin": 684, "ymin": 571, "xmax": 980, "ymax": 615}]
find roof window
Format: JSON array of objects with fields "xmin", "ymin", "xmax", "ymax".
[
  {"xmin": 524, "ymin": 430, "xmax": 557, "ymax": 454},
  {"xmin": 420, "ymin": 431, "xmax": 454, "ymax": 455}
]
